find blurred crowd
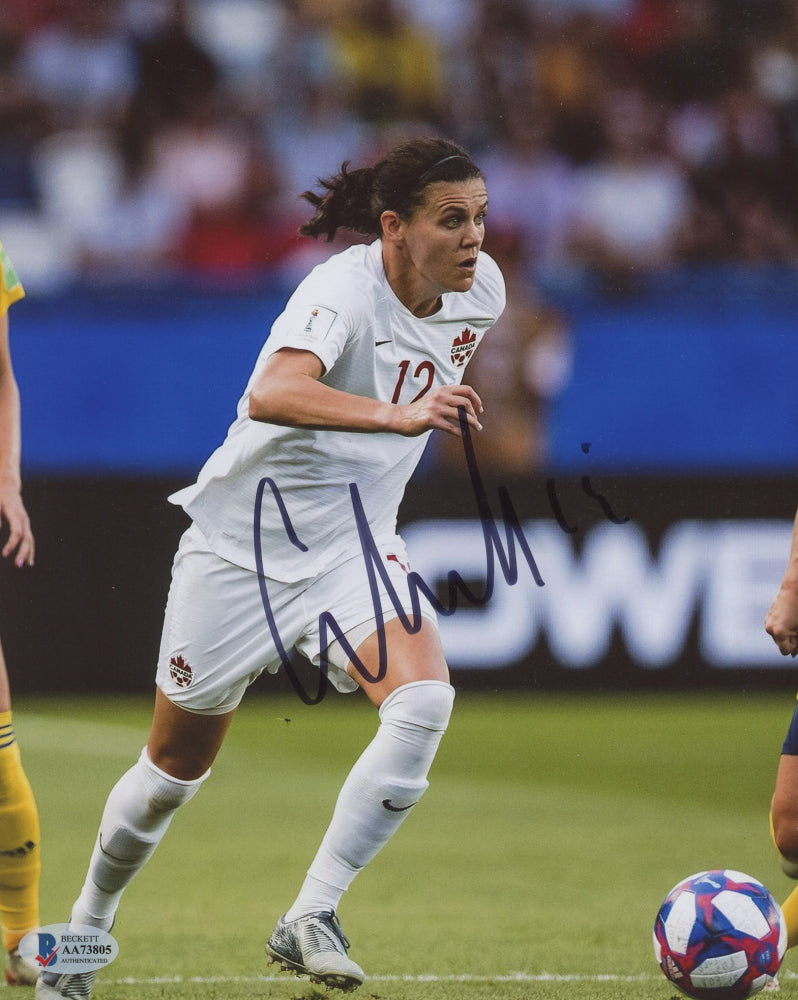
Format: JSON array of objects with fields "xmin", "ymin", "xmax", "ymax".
[
  {"xmin": 3, "ymin": 0, "xmax": 796, "ymax": 472},
  {"xmin": 0, "ymin": 0, "xmax": 796, "ymax": 296}
]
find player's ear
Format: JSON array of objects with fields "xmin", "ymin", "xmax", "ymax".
[{"xmin": 380, "ymin": 210, "xmax": 404, "ymax": 244}]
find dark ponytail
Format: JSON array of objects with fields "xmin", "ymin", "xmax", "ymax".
[
  {"xmin": 299, "ymin": 163, "xmax": 378, "ymax": 241},
  {"xmin": 299, "ymin": 137, "xmax": 484, "ymax": 242}
]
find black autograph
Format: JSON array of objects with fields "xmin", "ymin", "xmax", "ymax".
[{"xmin": 254, "ymin": 410, "xmax": 628, "ymax": 705}]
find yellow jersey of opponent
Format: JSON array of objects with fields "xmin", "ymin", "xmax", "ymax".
[{"xmin": 0, "ymin": 240, "xmax": 24, "ymax": 318}]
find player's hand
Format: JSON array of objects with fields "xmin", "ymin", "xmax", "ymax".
[
  {"xmin": 0, "ymin": 480, "xmax": 34, "ymax": 567},
  {"xmin": 392, "ymin": 384, "xmax": 483, "ymax": 438},
  {"xmin": 765, "ymin": 585, "xmax": 798, "ymax": 656}
]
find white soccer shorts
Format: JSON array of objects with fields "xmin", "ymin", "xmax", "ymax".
[{"xmin": 155, "ymin": 522, "xmax": 438, "ymax": 714}]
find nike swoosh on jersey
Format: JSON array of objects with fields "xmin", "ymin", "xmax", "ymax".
[
  {"xmin": 382, "ymin": 798, "xmax": 416, "ymax": 812},
  {"xmin": 375, "ymin": 339, "xmax": 392, "ymax": 346}
]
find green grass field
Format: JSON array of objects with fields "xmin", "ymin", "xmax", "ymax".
[{"xmin": 12, "ymin": 690, "xmax": 798, "ymax": 999}]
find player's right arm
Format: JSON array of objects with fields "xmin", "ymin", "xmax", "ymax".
[
  {"xmin": 0, "ymin": 310, "xmax": 33, "ymax": 566},
  {"xmin": 765, "ymin": 508, "xmax": 798, "ymax": 656},
  {"xmin": 248, "ymin": 346, "xmax": 483, "ymax": 438}
]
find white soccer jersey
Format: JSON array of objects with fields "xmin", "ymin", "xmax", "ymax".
[{"xmin": 170, "ymin": 238, "xmax": 505, "ymax": 581}]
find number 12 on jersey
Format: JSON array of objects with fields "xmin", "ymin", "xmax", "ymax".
[{"xmin": 391, "ymin": 360, "xmax": 435, "ymax": 404}]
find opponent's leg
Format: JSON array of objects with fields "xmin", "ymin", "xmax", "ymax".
[
  {"xmin": 0, "ymin": 694, "xmax": 40, "ymax": 986},
  {"xmin": 37, "ymin": 693, "xmax": 233, "ymax": 1000},
  {"xmin": 772, "ymin": 752, "xmax": 798, "ymax": 949},
  {"xmin": 781, "ymin": 883, "xmax": 798, "ymax": 952},
  {"xmin": 268, "ymin": 617, "xmax": 453, "ymax": 990}
]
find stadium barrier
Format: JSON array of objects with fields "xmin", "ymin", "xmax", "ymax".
[{"xmin": 0, "ymin": 472, "xmax": 794, "ymax": 695}]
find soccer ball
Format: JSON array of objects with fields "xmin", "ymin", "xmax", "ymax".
[{"xmin": 653, "ymin": 869, "xmax": 787, "ymax": 1000}]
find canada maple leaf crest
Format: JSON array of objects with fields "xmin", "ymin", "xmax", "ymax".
[
  {"xmin": 169, "ymin": 654, "xmax": 193, "ymax": 688},
  {"xmin": 450, "ymin": 327, "xmax": 477, "ymax": 367}
]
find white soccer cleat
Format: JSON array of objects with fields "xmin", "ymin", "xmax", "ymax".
[
  {"xmin": 36, "ymin": 969, "xmax": 97, "ymax": 999},
  {"xmin": 266, "ymin": 910, "xmax": 365, "ymax": 992}
]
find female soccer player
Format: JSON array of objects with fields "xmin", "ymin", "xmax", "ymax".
[
  {"xmin": 0, "ymin": 240, "xmax": 41, "ymax": 987},
  {"xmin": 766, "ymin": 510, "xmax": 798, "ymax": 957},
  {"xmin": 37, "ymin": 136, "xmax": 505, "ymax": 999}
]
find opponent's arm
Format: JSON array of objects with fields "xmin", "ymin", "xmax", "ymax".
[
  {"xmin": 765, "ymin": 508, "xmax": 798, "ymax": 656},
  {"xmin": 0, "ymin": 312, "xmax": 33, "ymax": 566},
  {"xmin": 248, "ymin": 347, "xmax": 483, "ymax": 438}
]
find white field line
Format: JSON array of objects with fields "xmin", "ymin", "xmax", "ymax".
[
  {"xmin": 106, "ymin": 969, "xmax": 798, "ymax": 986},
  {"xmin": 106, "ymin": 972, "xmax": 667, "ymax": 985}
]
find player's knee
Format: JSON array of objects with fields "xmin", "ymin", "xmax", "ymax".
[
  {"xmin": 771, "ymin": 802, "xmax": 798, "ymax": 872},
  {"xmin": 774, "ymin": 831, "xmax": 798, "ymax": 873},
  {"xmin": 138, "ymin": 749, "xmax": 209, "ymax": 814},
  {"xmin": 379, "ymin": 680, "xmax": 455, "ymax": 734}
]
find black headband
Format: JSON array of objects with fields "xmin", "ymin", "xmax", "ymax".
[{"xmin": 417, "ymin": 154, "xmax": 469, "ymax": 185}]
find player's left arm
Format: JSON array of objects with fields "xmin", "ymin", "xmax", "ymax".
[
  {"xmin": 765, "ymin": 507, "xmax": 798, "ymax": 656},
  {"xmin": 0, "ymin": 311, "xmax": 33, "ymax": 566}
]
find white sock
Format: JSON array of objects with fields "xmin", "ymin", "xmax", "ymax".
[
  {"xmin": 284, "ymin": 680, "xmax": 454, "ymax": 921},
  {"xmin": 71, "ymin": 748, "xmax": 209, "ymax": 930}
]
